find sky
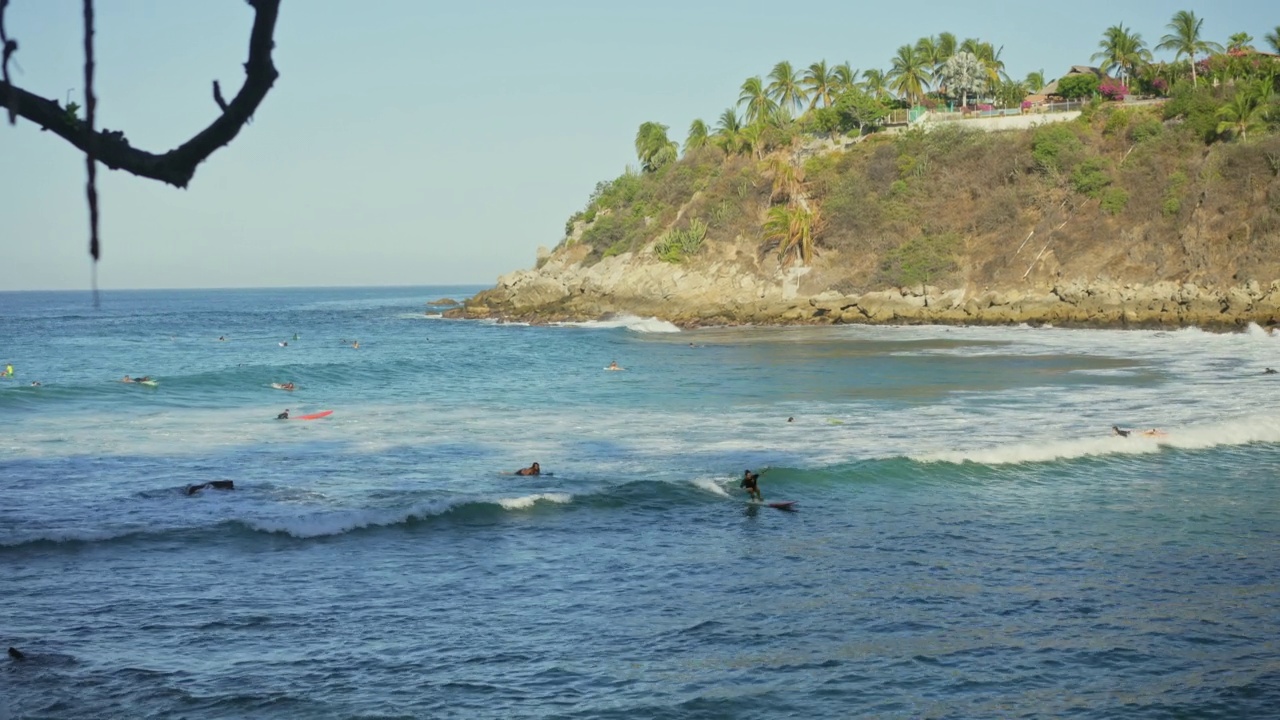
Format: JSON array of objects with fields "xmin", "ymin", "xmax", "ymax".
[{"xmin": 0, "ymin": 0, "xmax": 1273, "ymax": 290}]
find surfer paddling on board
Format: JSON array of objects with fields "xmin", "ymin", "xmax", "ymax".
[
  {"xmin": 741, "ymin": 469, "xmax": 763, "ymax": 502},
  {"xmin": 186, "ymin": 480, "xmax": 235, "ymax": 496},
  {"xmin": 1112, "ymin": 425, "xmax": 1132, "ymax": 438},
  {"xmin": 605, "ymin": 360, "xmax": 624, "ymax": 371},
  {"xmin": 515, "ymin": 462, "xmax": 541, "ymax": 476}
]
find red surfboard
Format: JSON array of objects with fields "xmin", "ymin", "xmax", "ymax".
[{"xmin": 294, "ymin": 410, "xmax": 333, "ymax": 420}]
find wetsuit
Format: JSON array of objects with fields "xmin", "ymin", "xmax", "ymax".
[{"xmin": 741, "ymin": 471, "xmax": 762, "ymax": 501}]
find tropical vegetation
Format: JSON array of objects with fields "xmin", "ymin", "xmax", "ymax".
[{"xmin": 558, "ymin": 9, "xmax": 1280, "ymax": 279}]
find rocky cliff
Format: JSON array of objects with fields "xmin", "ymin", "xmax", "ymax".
[{"xmin": 451, "ymin": 104, "xmax": 1280, "ymax": 331}]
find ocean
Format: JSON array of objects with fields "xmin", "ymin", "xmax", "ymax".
[{"xmin": 2, "ymin": 285, "xmax": 1278, "ymax": 719}]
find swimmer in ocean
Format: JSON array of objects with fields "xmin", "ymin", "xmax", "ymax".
[
  {"xmin": 606, "ymin": 360, "xmax": 624, "ymax": 371},
  {"xmin": 515, "ymin": 462, "xmax": 541, "ymax": 476},
  {"xmin": 741, "ymin": 469, "xmax": 763, "ymax": 502}
]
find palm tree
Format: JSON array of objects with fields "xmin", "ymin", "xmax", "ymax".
[
  {"xmin": 767, "ymin": 61, "xmax": 808, "ymax": 115},
  {"xmin": 764, "ymin": 205, "xmax": 821, "ymax": 266},
  {"xmin": 685, "ymin": 119, "xmax": 709, "ymax": 155},
  {"xmin": 1025, "ymin": 69, "xmax": 1046, "ymax": 92},
  {"xmin": 713, "ymin": 108, "xmax": 743, "ymax": 155},
  {"xmin": 1216, "ymin": 81, "xmax": 1273, "ymax": 140},
  {"xmin": 937, "ymin": 32, "xmax": 957, "ymax": 63},
  {"xmin": 1092, "ymin": 23, "xmax": 1152, "ymax": 81},
  {"xmin": 915, "ymin": 36, "xmax": 942, "ymax": 73},
  {"xmin": 1156, "ymin": 10, "xmax": 1224, "ymax": 86},
  {"xmin": 766, "ymin": 154, "xmax": 805, "ymax": 204},
  {"xmin": 938, "ymin": 51, "xmax": 986, "ymax": 107},
  {"xmin": 887, "ymin": 44, "xmax": 932, "ymax": 104},
  {"xmin": 803, "ymin": 61, "xmax": 835, "ymax": 110},
  {"xmin": 738, "ymin": 76, "xmax": 777, "ymax": 125},
  {"xmin": 1226, "ymin": 33, "xmax": 1254, "ymax": 52},
  {"xmin": 1267, "ymin": 26, "xmax": 1280, "ymax": 53},
  {"xmin": 832, "ymin": 62, "xmax": 860, "ymax": 94},
  {"xmin": 740, "ymin": 122, "xmax": 767, "ymax": 160},
  {"xmin": 635, "ymin": 122, "xmax": 677, "ymax": 173},
  {"xmin": 862, "ymin": 68, "xmax": 889, "ymax": 100}
]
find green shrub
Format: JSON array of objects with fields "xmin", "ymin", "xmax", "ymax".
[
  {"xmin": 880, "ymin": 232, "xmax": 960, "ymax": 286},
  {"xmin": 1103, "ymin": 107, "xmax": 1132, "ymax": 136},
  {"xmin": 1163, "ymin": 82, "xmax": 1224, "ymax": 144},
  {"xmin": 1057, "ymin": 74, "xmax": 1099, "ymax": 100},
  {"xmin": 654, "ymin": 219, "xmax": 708, "ymax": 263},
  {"xmin": 889, "ymin": 179, "xmax": 909, "ymax": 196},
  {"xmin": 1129, "ymin": 117, "xmax": 1164, "ymax": 142},
  {"xmin": 1071, "ymin": 157, "xmax": 1112, "ymax": 197},
  {"xmin": 580, "ymin": 212, "xmax": 644, "ymax": 258},
  {"xmin": 1100, "ymin": 187, "xmax": 1129, "ymax": 215},
  {"xmin": 1032, "ymin": 123, "xmax": 1083, "ymax": 174},
  {"xmin": 1162, "ymin": 171, "xmax": 1188, "ymax": 217}
]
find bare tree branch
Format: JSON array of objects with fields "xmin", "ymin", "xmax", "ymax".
[
  {"xmin": 83, "ymin": 0, "xmax": 98, "ymax": 266},
  {"xmin": 0, "ymin": 0, "xmax": 281, "ymax": 188},
  {"xmin": 1, "ymin": 0, "xmax": 17, "ymax": 124}
]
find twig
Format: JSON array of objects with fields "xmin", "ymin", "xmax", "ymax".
[
  {"xmin": 1013, "ymin": 230, "xmax": 1034, "ymax": 256},
  {"xmin": 0, "ymin": 0, "xmax": 15, "ymax": 124},
  {"xmin": 83, "ymin": 0, "xmax": 99, "ymax": 303},
  {"xmin": 0, "ymin": 0, "xmax": 281, "ymax": 188}
]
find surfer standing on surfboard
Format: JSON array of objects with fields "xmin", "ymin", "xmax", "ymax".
[{"xmin": 741, "ymin": 470, "xmax": 763, "ymax": 502}]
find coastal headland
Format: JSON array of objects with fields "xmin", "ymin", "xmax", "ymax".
[{"xmin": 451, "ymin": 42, "xmax": 1280, "ymax": 331}]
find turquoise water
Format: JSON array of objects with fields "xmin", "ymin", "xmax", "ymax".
[{"xmin": 2, "ymin": 286, "xmax": 1279, "ymax": 719}]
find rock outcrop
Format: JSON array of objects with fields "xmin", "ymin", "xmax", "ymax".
[{"xmin": 450, "ymin": 249, "xmax": 1280, "ymax": 330}]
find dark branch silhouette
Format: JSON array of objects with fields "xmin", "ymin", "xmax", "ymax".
[{"xmin": 0, "ymin": 0, "xmax": 281, "ymax": 189}]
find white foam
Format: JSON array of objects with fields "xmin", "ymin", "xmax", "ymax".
[
  {"xmin": 243, "ymin": 499, "xmax": 461, "ymax": 538},
  {"xmin": 558, "ymin": 314, "xmax": 681, "ymax": 334},
  {"xmin": 691, "ymin": 477, "xmax": 731, "ymax": 497},
  {"xmin": 915, "ymin": 415, "xmax": 1280, "ymax": 466},
  {"xmin": 497, "ymin": 492, "xmax": 572, "ymax": 510}
]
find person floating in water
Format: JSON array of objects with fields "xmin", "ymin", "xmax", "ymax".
[
  {"xmin": 29, "ymin": 381, "xmax": 40, "ymax": 387},
  {"xmin": 352, "ymin": 340, "xmax": 359, "ymax": 349},
  {"xmin": 605, "ymin": 360, "xmax": 624, "ymax": 371},
  {"xmin": 279, "ymin": 341, "xmax": 289, "ymax": 347},
  {"xmin": 2, "ymin": 363, "xmax": 12, "ymax": 378},
  {"xmin": 186, "ymin": 480, "xmax": 235, "ymax": 496},
  {"xmin": 1266, "ymin": 368, "xmax": 1278, "ymax": 375},
  {"xmin": 277, "ymin": 382, "xmax": 296, "ymax": 391},
  {"xmin": 122, "ymin": 375, "xmax": 134, "ymax": 383},
  {"xmin": 277, "ymin": 409, "xmax": 290, "ymax": 420},
  {"xmin": 1140, "ymin": 428, "xmax": 1168, "ymax": 438},
  {"xmin": 515, "ymin": 462, "xmax": 541, "ymax": 476},
  {"xmin": 741, "ymin": 469, "xmax": 763, "ymax": 502},
  {"xmin": 218, "ymin": 336, "xmax": 226, "ymax": 341}
]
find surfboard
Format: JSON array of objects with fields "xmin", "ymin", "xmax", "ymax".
[
  {"xmin": 294, "ymin": 410, "xmax": 333, "ymax": 420},
  {"xmin": 137, "ymin": 379, "xmax": 159, "ymax": 387},
  {"xmin": 271, "ymin": 383, "xmax": 295, "ymax": 391},
  {"xmin": 750, "ymin": 500, "xmax": 797, "ymax": 510}
]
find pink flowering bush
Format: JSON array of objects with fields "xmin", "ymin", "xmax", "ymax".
[{"xmin": 1099, "ymin": 82, "xmax": 1128, "ymax": 101}]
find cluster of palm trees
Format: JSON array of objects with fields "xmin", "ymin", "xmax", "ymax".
[{"xmin": 621, "ymin": 10, "xmax": 1278, "ymax": 265}]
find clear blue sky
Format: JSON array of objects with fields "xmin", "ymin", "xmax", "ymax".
[{"xmin": 0, "ymin": 0, "xmax": 1272, "ymax": 290}]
